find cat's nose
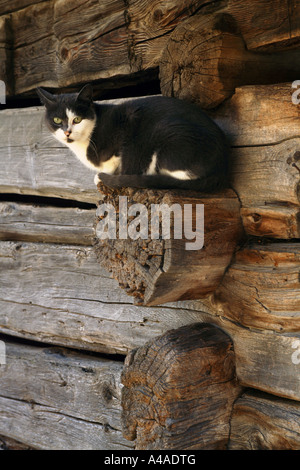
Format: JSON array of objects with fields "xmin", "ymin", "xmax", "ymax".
[{"xmin": 64, "ymin": 130, "xmax": 71, "ymax": 137}]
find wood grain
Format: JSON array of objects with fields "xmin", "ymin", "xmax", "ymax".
[
  {"xmin": 94, "ymin": 184, "xmax": 242, "ymax": 306},
  {"xmin": 229, "ymin": 390, "xmax": 300, "ymax": 450},
  {"xmin": 1, "ymin": 0, "xmax": 210, "ymax": 96},
  {"xmin": 1, "ymin": 84, "xmax": 298, "ymax": 237},
  {"xmin": 0, "ymin": 240, "xmax": 202, "ymax": 355},
  {"xmin": 1, "ymin": 0, "xmax": 299, "ymax": 97},
  {"xmin": 0, "ymin": 106, "xmax": 98, "ymax": 203},
  {"xmin": 121, "ymin": 323, "xmax": 242, "ymax": 449},
  {"xmin": 211, "ymin": 83, "xmax": 300, "ymax": 238},
  {"xmin": 211, "ymin": 243, "xmax": 300, "ymax": 332},
  {"xmin": 0, "ymin": 202, "xmax": 96, "ymax": 244},
  {"xmin": 0, "ymin": 0, "xmax": 46, "ymax": 16},
  {"xmin": 160, "ymin": 11, "xmax": 300, "ymax": 109},
  {"xmin": 0, "ymin": 240, "xmax": 299, "ymax": 400},
  {"xmin": 0, "ymin": 340, "xmax": 130, "ymax": 450}
]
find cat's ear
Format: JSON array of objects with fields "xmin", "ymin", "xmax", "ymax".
[
  {"xmin": 36, "ymin": 88, "xmax": 57, "ymax": 107},
  {"xmin": 76, "ymin": 84, "xmax": 93, "ymax": 103}
]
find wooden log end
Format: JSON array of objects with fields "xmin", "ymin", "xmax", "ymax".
[
  {"xmin": 121, "ymin": 322, "xmax": 242, "ymax": 450},
  {"xmin": 93, "ymin": 183, "xmax": 242, "ymax": 306}
]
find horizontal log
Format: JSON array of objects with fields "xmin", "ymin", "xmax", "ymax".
[
  {"xmin": 229, "ymin": 390, "xmax": 300, "ymax": 450},
  {"xmin": 94, "ymin": 184, "xmax": 242, "ymax": 306},
  {"xmin": 0, "ymin": 240, "xmax": 299, "ymax": 400},
  {"xmin": 0, "ymin": 202, "xmax": 96, "ymax": 244},
  {"xmin": 0, "ymin": 241, "xmax": 203, "ymax": 355},
  {"xmin": 1, "ymin": 83, "xmax": 298, "ymax": 237},
  {"xmin": 211, "ymin": 243, "xmax": 300, "ymax": 332},
  {"xmin": 3, "ymin": 0, "xmax": 207, "ymax": 95},
  {"xmin": 121, "ymin": 323, "xmax": 241, "ymax": 449},
  {"xmin": 211, "ymin": 83, "xmax": 300, "ymax": 238},
  {"xmin": 201, "ymin": 313, "xmax": 300, "ymax": 401},
  {"xmin": 0, "ymin": 16, "xmax": 13, "ymax": 96},
  {"xmin": 2, "ymin": 1, "xmax": 299, "ymax": 97},
  {"xmin": 0, "ymin": 396, "xmax": 131, "ymax": 450},
  {"xmin": 212, "ymin": 83, "xmax": 300, "ymax": 147},
  {"xmin": 0, "ymin": 340, "xmax": 130, "ymax": 450},
  {"xmin": 0, "ymin": 107, "xmax": 98, "ymax": 203}
]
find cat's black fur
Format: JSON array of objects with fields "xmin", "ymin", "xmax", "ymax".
[{"xmin": 37, "ymin": 84, "xmax": 229, "ymax": 191}]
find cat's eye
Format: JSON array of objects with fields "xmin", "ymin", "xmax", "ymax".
[
  {"xmin": 53, "ymin": 117, "xmax": 62, "ymax": 124},
  {"xmin": 73, "ymin": 116, "xmax": 82, "ymax": 124}
]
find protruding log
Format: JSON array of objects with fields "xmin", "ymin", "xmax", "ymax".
[
  {"xmin": 160, "ymin": 12, "xmax": 300, "ymax": 109},
  {"xmin": 212, "ymin": 243, "xmax": 300, "ymax": 333},
  {"xmin": 229, "ymin": 390, "xmax": 300, "ymax": 450},
  {"xmin": 121, "ymin": 323, "xmax": 242, "ymax": 450},
  {"xmin": 94, "ymin": 184, "xmax": 242, "ymax": 306}
]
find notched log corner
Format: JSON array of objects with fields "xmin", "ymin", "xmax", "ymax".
[
  {"xmin": 120, "ymin": 322, "xmax": 242, "ymax": 450},
  {"xmin": 93, "ymin": 182, "xmax": 243, "ymax": 306}
]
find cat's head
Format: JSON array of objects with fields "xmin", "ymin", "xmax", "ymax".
[{"xmin": 36, "ymin": 84, "xmax": 96, "ymax": 145}]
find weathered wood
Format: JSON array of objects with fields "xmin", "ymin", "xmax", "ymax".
[
  {"xmin": 0, "ymin": 15, "xmax": 13, "ymax": 96},
  {"xmin": 0, "ymin": 395, "xmax": 132, "ymax": 450},
  {"xmin": 0, "ymin": 340, "xmax": 130, "ymax": 450},
  {"xmin": 0, "ymin": 106, "xmax": 98, "ymax": 203},
  {"xmin": 94, "ymin": 183, "xmax": 242, "ymax": 306},
  {"xmin": 0, "ymin": 240, "xmax": 299, "ymax": 400},
  {"xmin": 0, "ymin": 202, "xmax": 96, "ymax": 244},
  {"xmin": 230, "ymin": 141, "xmax": 299, "ymax": 206},
  {"xmin": 0, "ymin": 435, "xmax": 34, "ymax": 450},
  {"xmin": 211, "ymin": 83, "xmax": 300, "ymax": 238},
  {"xmin": 3, "ymin": 0, "xmax": 208, "ymax": 96},
  {"xmin": 121, "ymin": 323, "xmax": 242, "ymax": 450},
  {"xmin": 211, "ymin": 243, "xmax": 300, "ymax": 333},
  {"xmin": 0, "ymin": 241, "xmax": 202, "ymax": 355},
  {"xmin": 228, "ymin": 390, "xmax": 300, "ymax": 450},
  {"xmin": 2, "ymin": 0, "xmax": 299, "ymax": 97},
  {"xmin": 0, "ymin": 0, "xmax": 46, "ymax": 16},
  {"xmin": 1, "ymin": 83, "xmax": 298, "ymax": 237},
  {"xmin": 224, "ymin": 0, "xmax": 300, "ymax": 52},
  {"xmin": 205, "ymin": 311, "xmax": 300, "ymax": 401},
  {"xmin": 160, "ymin": 11, "xmax": 300, "ymax": 109},
  {"xmin": 240, "ymin": 206, "xmax": 300, "ymax": 240},
  {"xmin": 212, "ymin": 83, "xmax": 300, "ymax": 147}
]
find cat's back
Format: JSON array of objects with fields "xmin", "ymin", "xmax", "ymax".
[{"xmin": 118, "ymin": 95, "xmax": 221, "ymax": 133}]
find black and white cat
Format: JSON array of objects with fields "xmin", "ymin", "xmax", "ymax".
[{"xmin": 37, "ymin": 84, "xmax": 228, "ymax": 191}]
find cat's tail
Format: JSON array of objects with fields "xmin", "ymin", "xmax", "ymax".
[{"xmin": 98, "ymin": 173, "xmax": 227, "ymax": 192}]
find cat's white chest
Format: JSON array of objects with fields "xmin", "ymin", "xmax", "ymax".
[
  {"xmin": 68, "ymin": 140, "xmax": 121, "ymax": 175},
  {"xmin": 68, "ymin": 141, "xmax": 97, "ymax": 171}
]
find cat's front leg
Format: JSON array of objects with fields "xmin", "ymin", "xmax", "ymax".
[{"xmin": 94, "ymin": 173, "xmax": 101, "ymax": 186}]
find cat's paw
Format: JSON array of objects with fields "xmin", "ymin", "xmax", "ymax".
[{"xmin": 94, "ymin": 173, "xmax": 101, "ymax": 186}]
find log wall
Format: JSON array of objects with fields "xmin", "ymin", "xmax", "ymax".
[{"xmin": 0, "ymin": 0, "xmax": 299, "ymax": 451}]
